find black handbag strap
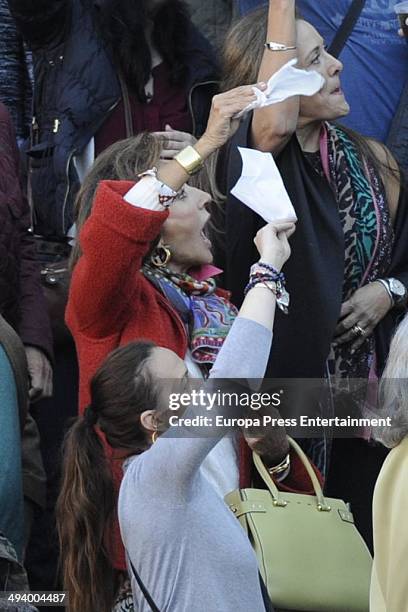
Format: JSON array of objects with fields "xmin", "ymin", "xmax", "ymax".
[
  {"xmin": 129, "ymin": 558, "xmax": 161, "ymax": 612},
  {"xmin": 128, "ymin": 559, "xmax": 270, "ymax": 612},
  {"xmin": 328, "ymin": 0, "xmax": 366, "ymax": 58},
  {"xmin": 259, "ymin": 572, "xmax": 275, "ymax": 612}
]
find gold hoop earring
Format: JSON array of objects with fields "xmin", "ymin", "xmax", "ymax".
[
  {"xmin": 151, "ymin": 245, "xmax": 171, "ymax": 268},
  {"xmin": 151, "ymin": 431, "xmax": 158, "ymax": 444}
]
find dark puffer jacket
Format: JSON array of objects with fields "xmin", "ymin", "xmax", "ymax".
[
  {"xmin": 9, "ymin": 0, "xmax": 219, "ymax": 239},
  {"xmin": 0, "ymin": 102, "xmax": 52, "ymax": 359},
  {"xmin": 0, "ymin": 0, "xmax": 32, "ymax": 142}
]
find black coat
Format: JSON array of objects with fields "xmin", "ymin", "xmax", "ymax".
[
  {"xmin": 216, "ymin": 119, "xmax": 408, "ymax": 379},
  {"xmin": 0, "ymin": 102, "xmax": 52, "ymax": 359},
  {"xmin": 9, "ymin": 0, "xmax": 218, "ymax": 238}
]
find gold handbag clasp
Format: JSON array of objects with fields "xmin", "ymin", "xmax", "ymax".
[
  {"xmin": 317, "ymin": 503, "xmax": 332, "ymax": 512},
  {"xmin": 272, "ymin": 499, "xmax": 288, "ymax": 508}
]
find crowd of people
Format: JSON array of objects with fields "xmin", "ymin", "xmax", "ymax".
[{"xmin": 0, "ymin": 0, "xmax": 407, "ymax": 611}]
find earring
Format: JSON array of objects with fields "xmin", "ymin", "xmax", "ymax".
[
  {"xmin": 151, "ymin": 245, "xmax": 171, "ymax": 268},
  {"xmin": 151, "ymin": 431, "xmax": 158, "ymax": 444}
]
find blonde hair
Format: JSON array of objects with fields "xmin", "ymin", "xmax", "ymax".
[
  {"xmin": 70, "ymin": 133, "xmax": 163, "ymax": 269},
  {"xmin": 221, "ymin": 7, "xmax": 268, "ymax": 92},
  {"xmin": 373, "ymin": 314, "xmax": 408, "ymax": 448},
  {"xmin": 194, "ymin": 6, "xmax": 301, "ymax": 208},
  {"xmin": 220, "ymin": 6, "xmax": 302, "ymax": 92}
]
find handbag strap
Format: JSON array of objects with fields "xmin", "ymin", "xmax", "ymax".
[
  {"xmin": 252, "ymin": 437, "xmax": 330, "ymax": 510},
  {"xmin": 328, "ymin": 0, "xmax": 366, "ymax": 58},
  {"xmin": 118, "ymin": 73, "xmax": 134, "ymax": 138},
  {"xmin": 128, "ymin": 557, "xmax": 160, "ymax": 612}
]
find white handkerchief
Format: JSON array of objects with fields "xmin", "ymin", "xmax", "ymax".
[
  {"xmin": 231, "ymin": 147, "xmax": 297, "ymax": 223},
  {"xmin": 235, "ymin": 58, "xmax": 325, "ymax": 119}
]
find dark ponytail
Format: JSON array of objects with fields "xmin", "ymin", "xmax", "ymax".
[
  {"xmin": 57, "ymin": 416, "xmax": 115, "ymax": 612},
  {"xmin": 57, "ymin": 341, "xmax": 158, "ymax": 611}
]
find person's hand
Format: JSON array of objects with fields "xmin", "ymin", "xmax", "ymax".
[
  {"xmin": 244, "ymin": 428, "xmax": 290, "ymax": 469},
  {"xmin": 25, "ymin": 346, "xmax": 53, "ymax": 402},
  {"xmin": 196, "ymin": 83, "xmax": 267, "ymax": 156},
  {"xmin": 254, "ymin": 221, "xmax": 296, "ymax": 271},
  {"xmin": 334, "ymin": 282, "xmax": 393, "ymax": 352},
  {"xmin": 153, "ymin": 125, "xmax": 197, "ymax": 159}
]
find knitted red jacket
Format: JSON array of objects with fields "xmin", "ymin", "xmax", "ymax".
[{"xmin": 66, "ymin": 180, "xmax": 188, "ymax": 413}]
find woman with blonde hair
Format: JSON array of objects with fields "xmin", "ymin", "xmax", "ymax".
[{"xmin": 210, "ymin": 0, "xmax": 408, "ymax": 550}]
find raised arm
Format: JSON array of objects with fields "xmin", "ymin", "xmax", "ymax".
[
  {"xmin": 67, "ymin": 85, "xmax": 262, "ymax": 338},
  {"xmin": 66, "ymin": 180, "xmax": 168, "ymax": 337},
  {"xmin": 8, "ymin": 0, "xmax": 69, "ymax": 48},
  {"xmin": 136, "ymin": 221, "xmax": 295, "ymax": 502},
  {"xmin": 251, "ymin": 0, "xmax": 299, "ymax": 153}
]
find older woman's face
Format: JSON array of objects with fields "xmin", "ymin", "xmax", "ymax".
[
  {"xmin": 161, "ymin": 185, "xmax": 213, "ymax": 271},
  {"xmin": 296, "ymin": 20, "xmax": 350, "ymax": 125}
]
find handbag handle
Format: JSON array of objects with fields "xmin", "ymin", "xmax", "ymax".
[{"xmin": 252, "ymin": 437, "xmax": 331, "ymax": 511}]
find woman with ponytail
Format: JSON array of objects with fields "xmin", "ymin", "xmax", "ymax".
[
  {"xmin": 58, "ymin": 215, "xmax": 294, "ymax": 611},
  {"xmin": 57, "ymin": 342, "xmax": 156, "ymax": 612}
]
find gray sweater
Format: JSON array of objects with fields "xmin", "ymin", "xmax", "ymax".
[{"xmin": 118, "ymin": 317, "xmax": 272, "ymax": 612}]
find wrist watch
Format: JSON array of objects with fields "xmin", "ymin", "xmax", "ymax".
[{"xmin": 376, "ymin": 278, "xmax": 407, "ymax": 307}]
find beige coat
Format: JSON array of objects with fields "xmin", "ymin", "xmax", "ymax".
[{"xmin": 371, "ymin": 436, "xmax": 408, "ymax": 611}]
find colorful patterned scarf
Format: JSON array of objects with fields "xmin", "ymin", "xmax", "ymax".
[
  {"xmin": 143, "ymin": 264, "xmax": 238, "ymax": 365},
  {"xmin": 317, "ymin": 123, "xmax": 394, "ymax": 380}
]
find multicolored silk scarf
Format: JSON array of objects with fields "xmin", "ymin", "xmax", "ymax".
[
  {"xmin": 143, "ymin": 263, "xmax": 238, "ymax": 365},
  {"xmin": 309, "ymin": 123, "xmax": 394, "ymax": 380}
]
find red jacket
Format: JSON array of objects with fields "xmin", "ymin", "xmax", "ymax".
[{"xmin": 66, "ymin": 180, "xmax": 189, "ymax": 414}]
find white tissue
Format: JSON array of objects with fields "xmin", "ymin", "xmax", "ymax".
[
  {"xmin": 235, "ymin": 58, "xmax": 325, "ymax": 119},
  {"xmin": 231, "ymin": 147, "xmax": 297, "ymax": 223}
]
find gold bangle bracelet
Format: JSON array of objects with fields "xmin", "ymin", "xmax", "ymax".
[{"xmin": 174, "ymin": 145, "xmax": 203, "ymax": 175}]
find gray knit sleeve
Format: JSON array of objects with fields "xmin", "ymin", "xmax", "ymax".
[{"xmin": 122, "ymin": 318, "xmax": 272, "ymax": 502}]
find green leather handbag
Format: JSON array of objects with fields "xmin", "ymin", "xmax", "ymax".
[{"xmin": 225, "ymin": 437, "xmax": 372, "ymax": 612}]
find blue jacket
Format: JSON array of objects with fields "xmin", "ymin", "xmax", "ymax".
[{"xmin": 9, "ymin": 0, "xmax": 218, "ymax": 238}]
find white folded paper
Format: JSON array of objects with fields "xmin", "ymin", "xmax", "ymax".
[
  {"xmin": 231, "ymin": 147, "xmax": 297, "ymax": 223},
  {"xmin": 234, "ymin": 58, "xmax": 325, "ymax": 119}
]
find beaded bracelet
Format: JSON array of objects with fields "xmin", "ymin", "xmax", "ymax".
[
  {"xmin": 245, "ymin": 276, "xmax": 281, "ymax": 296},
  {"xmin": 244, "ymin": 275, "xmax": 290, "ymax": 315},
  {"xmin": 250, "ymin": 262, "xmax": 285, "ymax": 283}
]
